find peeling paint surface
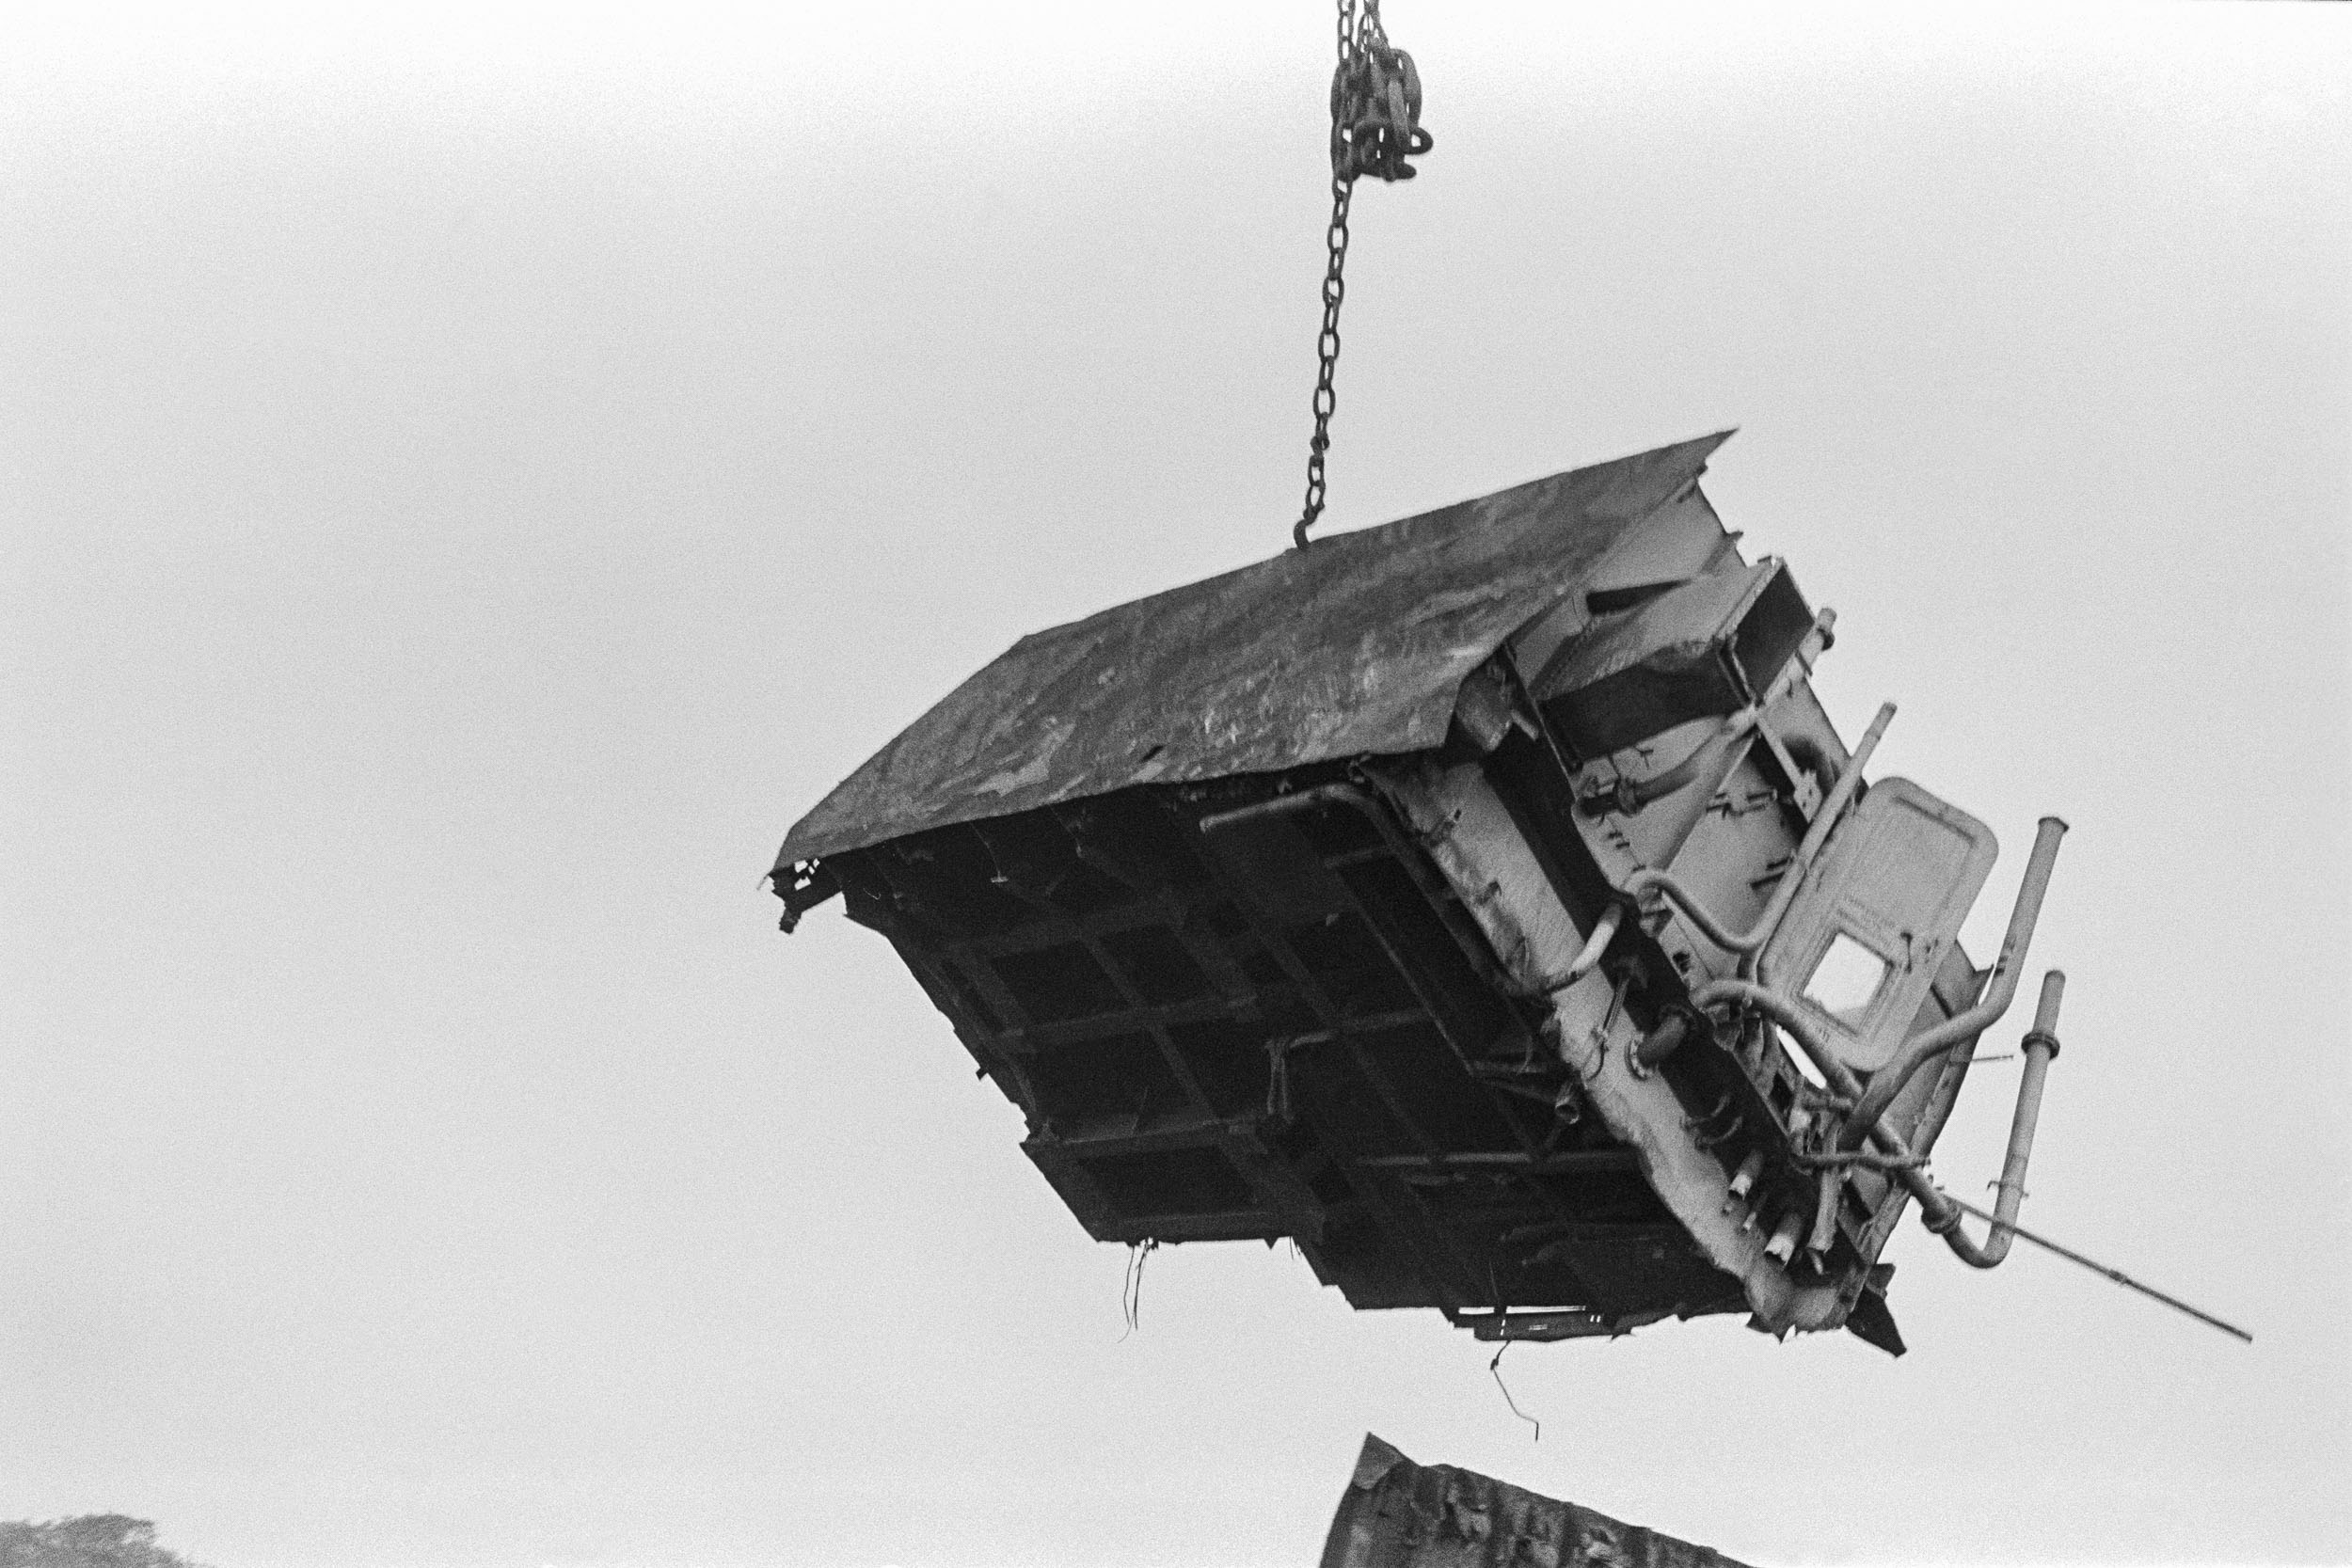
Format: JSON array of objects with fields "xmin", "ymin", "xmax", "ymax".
[{"xmin": 775, "ymin": 433, "xmax": 1731, "ymax": 867}]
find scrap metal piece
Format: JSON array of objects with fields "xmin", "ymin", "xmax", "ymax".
[
  {"xmin": 1320, "ymin": 1434, "xmax": 1751, "ymax": 1568},
  {"xmin": 771, "ymin": 431, "xmax": 2049, "ymax": 1354}
]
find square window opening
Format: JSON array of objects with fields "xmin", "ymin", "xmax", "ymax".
[{"xmin": 1804, "ymin": 932, "xmax": 1890, "ymax": 1028}]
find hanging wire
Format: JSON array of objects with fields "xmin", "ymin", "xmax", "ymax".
[
  {"xmin": 1488, "ymin": 1339, "xmax": 1541, "ymax": 1442},
  {"xmin": 1119, "ymin": 1238, "xmax": 1161, "ymax": 1340}
]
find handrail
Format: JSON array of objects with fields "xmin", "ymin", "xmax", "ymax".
[{"xmin": 1625, "ymin": 702, "xmax": 1896, "ymax": 969}]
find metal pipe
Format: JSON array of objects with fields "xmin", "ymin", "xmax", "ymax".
[
  {"xmin": 1688, "ymin": 978, "xmax": 1850, "ymax": 1098},
  {"xmin": 1965, "ymin": 968, "xmax": 2066, "ymax": 1265},
  {"xmin": 1805, "ymin": 1162, "xmax": 1841, "ymax": 1262},
  {"xmin": 1694, "ymin": 979, "xmax": 2042, "ymax": 1270},
  {"xmin": 1726, "ymin": 1149, "xmax": 1765, "ymax": 1203},
  {"xmin": 1624, "ymin": 703, "xmax": 1896, "ymax": 968},
  {"xmin": 1631, "ymin": 1011, "xmax": 1689, "ymax": 1070},
  {"xmin": 1700, "ymin": 974, "xmax": 2087, "ymax": 1274},
  {"xmin": 1814, "ymin": 970, "xmax": 2061, "ymax": 1273},
  {"xmin": 1836, "ymin": 816, "xmax": 2068, "ymax": 1148},
  {"xmin": 1541, "ymin": 904, "xmax": 1623, "ymax": 993}
]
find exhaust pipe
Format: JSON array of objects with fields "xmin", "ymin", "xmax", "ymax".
[{"xmin": 1946, "ymin": 968, "xmax": 2067, "ymax": 1267}]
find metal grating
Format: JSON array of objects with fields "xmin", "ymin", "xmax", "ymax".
[{"xmin": 829, "ymin": 776, "xmax": 1744, "ymax": 1323}]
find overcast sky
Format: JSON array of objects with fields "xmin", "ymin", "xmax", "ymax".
[{"xmin": 4, "ymin": 4, "xmax": 2348, "ymax": 1565}]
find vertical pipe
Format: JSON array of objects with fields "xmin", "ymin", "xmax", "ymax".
[{"xmin": 1985, "ymin": 969, "xmax": 2066, "ymax": 1257}]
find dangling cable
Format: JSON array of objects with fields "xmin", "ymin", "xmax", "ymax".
[
  {"xmin": 1295, "ymin": 0, "xmax": 1430, "ymax": 548},
  {"xmin": 1488, "ymin": 1339, "xmax": 1541, "ymax": 1442},
  {"xmin": 1119, "ymin": 1238, "xmax": 1161, "ymax": 1340}
]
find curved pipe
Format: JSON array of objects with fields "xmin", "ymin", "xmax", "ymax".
[
  {"xmin": 1700, "ymin": 973, "xmax": 2074, "ymax": 1271},
  {"xmin": 1691, "ymin": 979, "xmax": 1862, "ymax": 1269},
  {"xmin": 1625, "ymin": 703, "xmax": 1896, "ymax": 969},
  {"xmin": 1836, "ymin": 816, "xmax": 2068, "ymax": 1148},
  {"xmin": 1963, "ymin": 968, "xmax": 2066, "ymax": 1266},
  {"xmin": 1632, "ymin": 1010, "xmax": 1691, "ymax": 1070},
  {"xmin": 1689, "ymin": 978, "xmax": 1853, "ymax": 1096},
  {"xmin": 1538, "ymin": 904, "xmax": 1623, "ymax": 993}
]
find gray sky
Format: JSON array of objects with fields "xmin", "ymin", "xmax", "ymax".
[{"xmin": 4, "ymin": 3, "xmax": 2347, "ymax": 1565}]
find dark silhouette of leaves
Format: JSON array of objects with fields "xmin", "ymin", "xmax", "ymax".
[{"xmin": 0, "ymin": 1516, "xmax": 205, "ymax": 1568}]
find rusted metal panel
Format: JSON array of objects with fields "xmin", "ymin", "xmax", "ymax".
[
  {"xmin": 774, "ymin": 431, "xmax": 1733, "ymax": 868},
  {"xmin": 1319, "ymin": 1434, "xmax": 1751, "ymax": 1568}
]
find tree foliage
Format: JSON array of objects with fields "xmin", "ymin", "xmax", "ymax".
[{"xmin": 0, "ymin": 1517, "xmax": 204, "ymax": 1568}]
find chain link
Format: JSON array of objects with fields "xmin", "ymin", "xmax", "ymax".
[{"xmin": 1295, "ymin": 0, "xmax": 1429, "ymax": 549}]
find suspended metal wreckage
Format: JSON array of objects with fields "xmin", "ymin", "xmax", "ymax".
[{"xmin": 770, "ymin": 431, "xmax": 2118, "ymax": 1356}]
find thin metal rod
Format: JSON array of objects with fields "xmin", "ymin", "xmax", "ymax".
[{"xmin": 1931, "ymin": 1190, "xmax": 2252, "ymax": 1344}]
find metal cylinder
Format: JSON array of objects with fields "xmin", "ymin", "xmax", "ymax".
[
  {"xmin": 1726, "ymin": 1149, "xmax": 1766, "ymax": 1204},
  {"xmin": 1633, "ymin": 1012, "xmax": 1690, "ymax": 1069},
  {"xmin": 1987, "ymin": 969, "xmax": 2066, "ymax": 1251},
  {"xmin": 1806, "ymin": 1167, "xmax": 1842, "ymax": 1261},
  {"xmin": 1545, "ymin": 903, "xmax": 1625, "ymax": 993}
]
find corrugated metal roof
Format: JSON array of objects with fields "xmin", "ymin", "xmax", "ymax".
[
  {"xmin": 775, "ymin": 431, "xmax": 1734, "ymax": 867},
  {"xmin": 1320, "ymin": 1434, "xmax": 1753, "ymax": 1568}
]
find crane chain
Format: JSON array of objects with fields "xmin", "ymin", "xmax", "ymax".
[{"xmin": 1295, "ymin": 0, "xmax": 1430, "ymax": 550}]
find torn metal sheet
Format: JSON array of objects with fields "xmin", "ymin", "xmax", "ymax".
[
  {"xmin": 775, "ymin": 431, "xmax": 1732, "ymax": 867},
  {"xmin": 1320, "ymin": 1434, "xmax": 1751, "ymax": 1568}
]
